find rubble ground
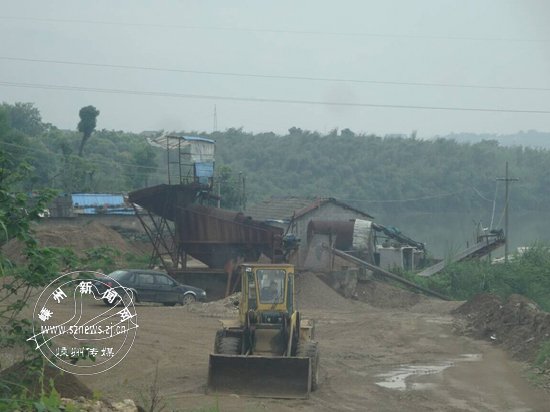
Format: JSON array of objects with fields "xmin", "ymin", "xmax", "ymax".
[{"xmin": 9, "ymin": 271, "xmax": 545, "ymax": 412}]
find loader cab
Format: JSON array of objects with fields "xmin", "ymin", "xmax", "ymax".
[{"xmin": 239, "ymin": 264, "xmax": 294, "ymax": 324}]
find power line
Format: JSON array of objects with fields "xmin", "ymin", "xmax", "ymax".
[
  {"xmin": 339, "ymin": 189, "xmax": 468, "ymax": 203},
  {"xmin": 0, "ymin": 16, "xmax": 547, "ymax": 43},
  {"xmin": 1, "ymin": 56, "xmax": 548, "ymax": 92},
  {"xmin": 1, "ymin": 80, "xmax": 549, "ymax": 114},
  {"xmin": 472, "ymin": 186, "xmax": 493, "ymax": 202},
  {"xmin": 341, "ymin": 185, "xmax": 505, "ymax": 204}
]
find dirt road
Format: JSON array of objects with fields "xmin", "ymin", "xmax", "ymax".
[{"xmin": 34, "ymin": 273, "xmax": 550, "ymax": 411}]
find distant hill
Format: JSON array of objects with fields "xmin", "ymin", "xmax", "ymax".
[{"xmin": 437, "ymin": 131, "xmax": 550, "ymax": 149}]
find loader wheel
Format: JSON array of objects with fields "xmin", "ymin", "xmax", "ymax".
[
  {"xmin": 297, "ymin": 341, "xmax": 320, "ymax": 390},
  {"xmin": 219, "ymin": 336, "xmax": 241, "ymax": 355},
  {"xmin": 213, "ymin": 330, "xmax": 224, "ymax": 353}
]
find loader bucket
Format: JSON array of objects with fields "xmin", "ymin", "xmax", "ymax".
[{"xmin": 207, "ymin": 354, "xmax": 311, "ymax": 399}]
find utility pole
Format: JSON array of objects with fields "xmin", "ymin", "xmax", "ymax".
[
  {"xmin": 497, "ymin": 161, "xmax": 519, "ymax": 263},
  {"xmin": 237, "ymin": 172, "xmax": 247, "ymax": 211},
  {"xmin": 238, "ymin": 172, "xmax": 243, "ymax": 211},
  {"xmin": 217, "ymin": 177, "xmax": 221, "ymax": 208},
  {"xmin": 242, "ymin": 174, "xmax": 246, "ymax": 211},
  {"xmin": 213, "ymin": 105, "xmax": 218, "ymax": 132}
]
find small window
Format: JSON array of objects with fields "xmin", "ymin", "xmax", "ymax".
[
  {"xmin": 155, "ymin": 275, "xmax": 172, "ymax": 285},
  {"xmin": 258, "ymin": 269, "xmax": 286, "ymax": 304},
  {"xmin": 137, "ymin": 273, "xmax": 154, "ymax": 285},
  {"xmin": 108, "ymin": 270, "xmax": 130, "ymax": 281}
]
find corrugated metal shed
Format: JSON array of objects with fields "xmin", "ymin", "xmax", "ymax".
[
  {"xmin": 72, "ymin": 193, "xmax": 125, "ymax": 207},
  {"xmin": 246, "ymin": 196, "xmax": 374, "ymax": 222},
  {"xmin": 148, "ymin": 134, "xmax": 215, "ymax": 152},
  {"xmin": 247, "ymin": 196, "xmax": 374, "ymax": 267},
  {"xmin": 246, "ymin": 197, "xmax": 318, "ymax": 221},
  {"xmin": 71, "ymin": 193, "xmax": 124, "ymax": 207}
]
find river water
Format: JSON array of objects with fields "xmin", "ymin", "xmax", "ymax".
[{"xmin": 372, "ymin": 210, "xmax": 550, "ymax": 259}]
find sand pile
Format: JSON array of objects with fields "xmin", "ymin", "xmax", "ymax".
[
  {"xmin": 187, "ymin": 271, "xmax": 361, "ymax": 316},
  {"xmin": 354, "ymin": 279, "xmax": 427, "ymax": 309},
  {"xmin": 295, "ymin": 271, "xmax": 358, "ymax": 311},
  {"xmin": 185, "ymin": 271, "xmax": 360, "ymax": 317},
  {"xmin": 454, "ymin": 293, "xmax": 550, "ymax": 361}
]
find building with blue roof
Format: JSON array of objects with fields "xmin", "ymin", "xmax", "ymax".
[{"xmin": 71, "ymin": 193, "xmax": 135, "ymax": 215}]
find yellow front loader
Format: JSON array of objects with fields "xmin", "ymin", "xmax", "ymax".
[{"xmin": 207, "ymin": 263, "xmax": 319, "ymax": 399}]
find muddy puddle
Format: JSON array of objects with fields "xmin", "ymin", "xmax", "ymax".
[{"xmin": 375, "ymin": 354, "xmax": 482, "ymax": 391}]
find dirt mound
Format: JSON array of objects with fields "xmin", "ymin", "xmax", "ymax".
[
  {"xmin": 3, "ymin": 220, "xmax": 149, "ymax": 261},
  {"xmin": 354, "ymin": 279, "xmax": 427, "ymax": 309},
  {"xmin": 453, "ymin": 293, "xmax": 550, "ymax": 361},
  {"xmin": 295, "ymin": 271, "xmax": 357, "ymax": 311},
  {"xmin": 183, "ymin": 292, "xmax": 240, "ymax": 317},
  {"xmin": 36, "ymin": 221, "xmax": 136, "ymax": 253},
  {"xmin": 453, "ymin": 293, "xmax": 502, "ymax": 316},
  {"xmin": 0, "ymin": 361, "xmax": 93, "ymax": 399}
]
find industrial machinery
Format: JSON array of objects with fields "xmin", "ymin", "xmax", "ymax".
[{"xmin": 207, "ymin": 263, "xmax": 319, "ymax": 399}]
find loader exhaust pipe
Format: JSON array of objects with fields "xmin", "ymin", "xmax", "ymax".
[{"xmin": 207, "ymin": 354, "xmax": 311, "ymax": 399}]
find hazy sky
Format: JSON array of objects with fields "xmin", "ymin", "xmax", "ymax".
[{"xmin": 0, "ymin": 1, "xmax": 549, "ymax": 137}]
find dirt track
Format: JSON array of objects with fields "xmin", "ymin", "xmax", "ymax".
[{"xmin": 61, "ymin": 273, "xmax": 550, "ymax": 412}]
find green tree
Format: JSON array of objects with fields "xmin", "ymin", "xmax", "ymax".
[
  {"xmin": 77, "ymin": 105, "xmax": 100, "ymax": 156},
  {"xmin": 0, "ymin": 150, "xmax": 59, "ymax": 350},
  {"xmin": 0, "ymin": 107, "xmax": 31, "ymax": 182},
  {"xmin": 0, "ymin": 102, "xmax": 45, "ymax": 136},
  {"xmin": 59, "ymin": 154, "xmax": 96, "ymax": 192},
  {"xmin": 217, "ymin": 165, "xmax": 241, "ymax": 210},
  {"xmin": 340, "ymin": 128, "xmax": 355, "ymax": 138},
  {"xmin": 125, "ymin": 144, "xmax": 158, "ymax": 189}
]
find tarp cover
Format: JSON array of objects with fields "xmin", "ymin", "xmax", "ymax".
[
  {"xmin": 352, "ymin": 219, "xmax": 373, "ymax": 251},
  {"xmin": 150, "ymin": 134, "xmax": 215, "ymax": 162}
]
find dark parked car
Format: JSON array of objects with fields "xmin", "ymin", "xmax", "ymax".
[{"xmin": 93, "ymin": 269, "xmax": 206, "ymax": 306}]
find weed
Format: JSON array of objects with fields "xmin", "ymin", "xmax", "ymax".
[
  {"xmin": 535, "ymin": 340, "xmax": 550, "ymax": 370},
  {"xmin": 139, "ymin": 361, "xmax": 167, "ymax": 412}
]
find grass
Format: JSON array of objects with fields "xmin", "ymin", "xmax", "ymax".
[{"xmin": 403, "ymin": 244, "xmax": 550, "ymax": 311}]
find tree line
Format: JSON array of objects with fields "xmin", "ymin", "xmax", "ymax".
[
  {"xmin": 209, "ymin": 127, "xmax": 550, "ymax": 215},
  {"xmin": 1, "ymin": 102, "xmax": 549, "ymax": 214}
]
